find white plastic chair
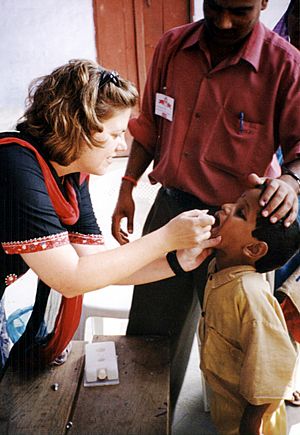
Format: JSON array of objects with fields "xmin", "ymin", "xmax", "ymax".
[
  {"xmin": 73, "ymin": 285, "xmax": 133, "ymax": 341},
  {"xmin": 4, "ymin": 269, "xmax": 38, "ymax": 318}
]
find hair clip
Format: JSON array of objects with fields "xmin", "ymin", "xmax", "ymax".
[{"xmin": 98, "ymin": 70, "xmax": 120, "ymax": 89}]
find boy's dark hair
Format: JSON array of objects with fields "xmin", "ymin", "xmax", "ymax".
[{"xmin": 252, "ymin": 184, "xmax": 300, "ymax": 273}]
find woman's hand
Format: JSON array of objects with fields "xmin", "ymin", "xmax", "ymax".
[
  {"xmin": 177, "ymin": 237, "xmax": 221, "ymax": 272},
  {"xmin": 161, "ymin": 209, "xmax": 217, "ymax": 252}
]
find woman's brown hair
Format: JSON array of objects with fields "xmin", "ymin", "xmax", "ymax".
[{"xmin": 17, "ymin": 59, "xmax": 138, "ymax": 165}]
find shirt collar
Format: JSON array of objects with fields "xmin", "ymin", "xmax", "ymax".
[
  {"xmin": 181, "ymin": 20, "xmax": 205, "ymax": 50},
  {"xmin": 181, "ymin": 20, "xmax": 266, "ymax": 72},
  {"xmin": 207, "ymin": 258, "xmax": 256, "ymax": 289},
  {"xmin": 241, "ymin": 21, "xmax": 266, "ymax": 72}
]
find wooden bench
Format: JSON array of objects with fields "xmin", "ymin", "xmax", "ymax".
[{"xmin": 0, "ymin": 336, "xmax": 170, "ymax": 435}]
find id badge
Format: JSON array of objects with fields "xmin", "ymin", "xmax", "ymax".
[{"xmin": 155, "ymin": 93, "xmax": 174, "ymax": 122}]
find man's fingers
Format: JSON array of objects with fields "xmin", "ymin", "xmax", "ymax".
[
  {"xmin": 119, "ymin": 227, "xmax": 130, "ymax": 244},
  {"xmin": 247, "ymin": 172, "xmax": 265, "ymax": 187},
  {"xmin": 111, "ymin": 215, "xmax": 130, "ymax": 245},
  {"xmin": 111, "ymin": 214, "xmax": 122, "ymax": 240},
  {"xmin": 127, "ymin": 216, "xmax": 134, "ymax": 234},
  {"xmin": 257, "ymin": 178, "xmax": 299, "ymax": 226},
  {"xmin": 259, "ymin": 179, "xmax": 281, "ymax": 208},
  {"xmin": 267, "ymin": 198, "xmax": 298, "ymax": 227},
  {"xmin": 282, "ymin": 206, "xmax": 298, "ymax": 227}
]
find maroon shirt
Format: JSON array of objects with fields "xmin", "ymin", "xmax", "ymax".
[{"xmin": 129, "ymin": 20, "xmax": 300, "ymax": 205}]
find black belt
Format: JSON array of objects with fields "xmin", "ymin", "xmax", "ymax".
[{"xmin": 163, "ymin": 187, "xmax": 219, "ymax": 213}]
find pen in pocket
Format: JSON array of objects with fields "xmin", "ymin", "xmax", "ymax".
[{"xmin": 239, "ymin": 112, "xmax": 244, "ymax": 133}]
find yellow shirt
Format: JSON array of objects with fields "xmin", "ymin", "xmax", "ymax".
[{"xmin": 199, "ymin": 261, "xmax": 297, "ymax": 435}]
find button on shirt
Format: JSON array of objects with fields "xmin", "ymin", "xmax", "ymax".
[{"xmin": 129, "ymin": 20, "xmax": 300, "ymax": 205}]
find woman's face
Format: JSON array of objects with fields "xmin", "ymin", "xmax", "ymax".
[{"xmin": 76, "ymin": 108, "xmax": 131, "ymax": 175}]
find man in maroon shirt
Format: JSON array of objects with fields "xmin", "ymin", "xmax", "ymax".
[{"xmin": 112, "ymin": 0, "xmax": 300, "ymax": 414}]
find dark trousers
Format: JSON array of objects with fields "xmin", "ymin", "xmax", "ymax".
[{"xmin": 126, "ymin": 187, "xmax": 218, "ymax": 415}]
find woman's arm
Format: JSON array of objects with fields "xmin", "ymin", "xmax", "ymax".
[
  {"xmin": 73, "ymin": 233, "xmax": 219, "ymax": 286},
  {"xmin": 117, "ymin": 238, "xmax": 220, "ymax": 285},
  {"xmin": 21, "ymin": 210, "xmax": 216, "ymax": 297}
]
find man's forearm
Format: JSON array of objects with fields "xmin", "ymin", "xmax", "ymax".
[
  {"xmin": 280, "ymin": 159, "xmax": 300, "ymax": 195},
  {"xmin": 124, "ymin": 139, "xmax": 154, "ymax": 181}
]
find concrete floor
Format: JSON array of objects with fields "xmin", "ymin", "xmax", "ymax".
[
  {"xmin": 173, "ymin": 337, "xmax": 300, "ymax": 435},
  {"xmin": 173, "ymin": 336, "xmax": 218, "ymax": 435}
]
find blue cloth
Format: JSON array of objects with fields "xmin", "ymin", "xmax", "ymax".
[
  {"xmin": 273, "ymin": 0, "xmax": 295, "ymax": 41},
  {"xmin": 0, "ymin": 299, "xmax": 10, "ymax": 368},
  {"xmin": 275, "ymin": 249, "xmax": 300, "ymax": 289}
]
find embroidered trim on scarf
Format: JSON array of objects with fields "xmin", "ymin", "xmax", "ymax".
[
  {"xmin": 4, "ymin": 273, "xmax": 18, "ymax": 286},
  {"xmin": 69, "ymin": 232, "xmax": 105, "ymax": 245},
  {"xmin": 2, "ymin": 232, "xmax": 69, "ymax": 254}
]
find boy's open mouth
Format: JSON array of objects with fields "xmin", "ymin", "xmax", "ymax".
[
  {"xmin": 211, "ymin": 211, "xmax": 221, "ymax": 236},
  {"xmin": 213, "ymin": 214, "xmax": 220, "ymax": 228},
  {"xmin": 212, "ymin": 212, "xmax": 221, "ymax": 228}
]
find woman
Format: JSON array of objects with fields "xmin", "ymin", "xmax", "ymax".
[{"xmin": 0, "ymin": 59, "xmax": 219, "ymax": 375}]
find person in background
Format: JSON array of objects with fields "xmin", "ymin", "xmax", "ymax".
[
  {"xmin": 273, "ymin": 0, "xmax": 300, "ymax": 290},
  {"xmin": 0, "ymin": 59, "xmax": 220, "ymax": 377},
  {"xmin": 273, "ymin": 0, "xmax": 299, "ymax": 49},
  {"xmin": 111, "ymin": 0, "xmax": 300, "ymax": 412},
  {"xmin": 272, "ymin": 0, "xmax": 300, "ymax": 407},
  {"xmin": 273, "ymin": 0, "xmax": 300, "ymax": 288},
  {"xmin": 199, "ymin": 184, "xmax": 300, "ymax": 435}
]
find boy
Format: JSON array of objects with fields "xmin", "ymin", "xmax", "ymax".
[{"xmin": 199, "ymin": 185, "xmax": 300, "ymax": 435}]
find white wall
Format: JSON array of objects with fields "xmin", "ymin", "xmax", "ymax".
[{"xmin": 0, "ymin": 0, "xmax": 97, "ymax": 129}]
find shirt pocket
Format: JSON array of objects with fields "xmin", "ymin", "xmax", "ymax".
[
  {"xmin": 202, "ymin": 106, "xmax": 271, "ymax": 178},
  {"xmin": 203, "ymin": 327, "xmax": 243, "ymax": 391}
]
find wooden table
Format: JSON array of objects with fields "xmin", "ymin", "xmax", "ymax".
[{"xmin": 0, "ymin": 336, "xmax": 170, "ymax": 435}]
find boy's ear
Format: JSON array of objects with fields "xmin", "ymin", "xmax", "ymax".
[{"xmin": 243, "ymin": 241, "xmax": 268, "ymax": 260}]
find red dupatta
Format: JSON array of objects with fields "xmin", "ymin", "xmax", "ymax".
[
  {"xmin": 0, "ymin": 137, "xmax": 86, "ymax": 363},
  {"xmin": 0, "ymin": 137, "xmax": 83, "ymax": 225}
]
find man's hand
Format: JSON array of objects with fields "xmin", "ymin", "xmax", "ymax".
[
  {"xmin": 111, "ymin": 185, "xmax": 135, "ymax": 245},
  {"xmin": 111, "ymin": 140, "xmax": 153, "ymax": 244},
  {"xmin": 248, "ymin": 173, "xmax": 299, "ymax": 227}
]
